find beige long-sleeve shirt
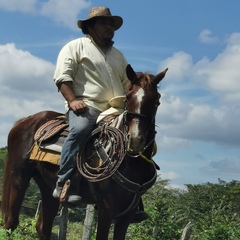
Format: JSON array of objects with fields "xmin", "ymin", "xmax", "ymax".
[{"xmin": 53, "ymin": 35, "xmax": 130, "ymax": 112}]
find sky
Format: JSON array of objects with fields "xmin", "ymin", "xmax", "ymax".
[{"xmin": 0, "ymin": 0, "xmax": 240, "ymax": 189}]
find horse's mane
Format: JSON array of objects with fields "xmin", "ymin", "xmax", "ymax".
[{"xmin": 133, "ymin": 72, "xmax": 159, "ymax": 91}]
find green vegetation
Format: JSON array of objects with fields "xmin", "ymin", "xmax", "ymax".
[
  {"xmin": 1, "ymin": 148, "xmax": 240, "ymax": 239},
  {"xmin": 128, "ymin": 178, "xmax": 240, "ymax": 240},
  {"xmin": 0, "ymin": 215, "xmax": 84, "ymax": 240},
  {"xmin": 0, "ymin": 147, "xmax": 7, "ymax": 196}
]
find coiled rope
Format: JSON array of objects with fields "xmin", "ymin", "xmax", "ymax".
[{"xmin": 76, "ymin": 124, "xmax": 127, "ymax": 182}]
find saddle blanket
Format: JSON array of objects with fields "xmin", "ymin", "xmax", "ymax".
[{"xmin": 29, "ymin": 143, "xmax": 60, "ymax": 165}]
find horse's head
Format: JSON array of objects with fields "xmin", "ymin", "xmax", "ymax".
[{"xmin": 124, "ymin": 64, "xmax": 168, "ymax": 156}]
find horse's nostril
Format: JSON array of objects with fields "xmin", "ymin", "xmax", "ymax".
[{"xmin": 127, "ymin": 135, "xmax": 145, "ymax": 154}]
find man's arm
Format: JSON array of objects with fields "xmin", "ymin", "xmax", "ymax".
[{"xmin": 58, "ymin": 82, "xmax": 88, "ymax": 113}]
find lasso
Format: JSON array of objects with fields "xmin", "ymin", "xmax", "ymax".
[{"xmin": 76, "ymin": 124, "xmax": 127, "ymax": 182}]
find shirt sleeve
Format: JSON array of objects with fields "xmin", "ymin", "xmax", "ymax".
[
  {"xmin": 121, "ymin": 56, "xmax": 131, "ymax": 93},
  {"xmin": 53, "ymin": 40, "xmax": 79, "ymax": 86}
]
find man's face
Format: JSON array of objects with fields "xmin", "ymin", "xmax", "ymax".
[{"xmin": 93, "ymin": 17, "xmax": 115, "ymax": 42}]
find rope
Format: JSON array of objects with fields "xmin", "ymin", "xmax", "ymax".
[
  {"xmin": 138, "ymin": 140, "xmax": 158, "ymax": 163},
  {"xmin": 76, "ymin": 124, "xmax": 126, "ymax": 182}
]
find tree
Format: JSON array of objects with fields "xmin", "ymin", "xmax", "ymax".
[
  {"xmin": 127, "ymin": 178, "xmax": 186, "ymax": 240},
  {"xmin": 180, "ymin": 180, "xmax": 240, "ymax": 239},
  {"xmin": 126, "ymin": 178, "xmax": 240, "ymax": 240}
]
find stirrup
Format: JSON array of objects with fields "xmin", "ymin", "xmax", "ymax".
[{"xmin": 60, "ymin": 180, "xmax": 82, "ymax": 206}]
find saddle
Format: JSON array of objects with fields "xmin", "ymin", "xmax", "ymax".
[
  {"xmin": 32, "ymin": 115, "xmax": 68, "ymax": 153},
  {"xmin": 32, "ymin": 111, "xmax": 122, "ymax": 154},
  {"xmin": 34, "ymin": 115, "xmax": 68, "ymax": 142}
]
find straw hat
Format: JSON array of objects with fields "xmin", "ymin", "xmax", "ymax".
[
  {"xmin": 109, "ymin": 96, "xmax": 126, "ymax": 108},
  {"xmin": 96, "ymin": 96, "xmax": 126, "ymax": 123},
  {"xmin": 77, "ymin": 7, "xmax": 123, "ymax": 31}
]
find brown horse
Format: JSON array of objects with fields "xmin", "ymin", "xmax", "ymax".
[{"xmin": 1, "ymin": 65, "xmax": 167, "ymax": 240}]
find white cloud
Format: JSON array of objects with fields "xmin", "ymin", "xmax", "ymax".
[
  {"xmin": 227, "ymin": 32, "xmax": 240, "ymax": 44},
  {"xmin": 0, "ymin": 95, "xmax": 52, "ymax": 119},
  {"xmin": 156, "ymin": 33, "xmax": 240, "ymax": 149},
  {"xmin": 0, "ymin": 43, "xmax": 55, "ymax": 92},
  {"xmin": 195, "ymin": 35, "xmax": 240, "ymax": 100},
  {"xmin": 159, "ymin": 35, "xmax": 240, "ymax": 103},
  {"xmin": 160, "ymin": 171, "xmax": 182, "ymax": 181},
  {"xmin": 0, "ymin": 120, "xmax": 13, "ymax": 147},
  {"xmin": 0, "ymin": 97, "xmax": 59, "ymax": 148},
  {"xmin": 0, "ymin": 0, "xmax": 91, "ymax": 30},
  {"xmin": 40, "ymin": 0, "xmax": 91, "ymax": 29},
  {"xmin": 199, "ymin": 29, "xmax": 219, "ymax": 44},
  {"xmin": 0, "ymin": 43, "xmax": 63, "ymax": 147},
  {"xmin": 155, "ymin": 134, "xmax": 191, "ymax": 151},
  {"xmin": 157, "ymin": 94, "xmax": 240, "ymax": 147},
  {"xmin": 158, "ymin": 51, "xmax": 193, "ymax": 81},
  {"xmin": 200, "ymin": 158, "xmax": 240, "ymax": 178}
]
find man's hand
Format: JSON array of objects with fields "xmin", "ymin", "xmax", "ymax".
[
  {"xmin": 69, "ymin": 99, "xmax": 88, "ymax": 113},
  {"xmin": 58, "ymin": 82, "xmax": 88, "ymax": 114}
]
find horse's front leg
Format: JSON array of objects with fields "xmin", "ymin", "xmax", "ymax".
[
  {"xmin": 96, "ymin": 208, "xmax": 113, "ymax": 240},
  {"xmin": 113, "ymin": 213, "xmax": 134, "ymax": 240}
]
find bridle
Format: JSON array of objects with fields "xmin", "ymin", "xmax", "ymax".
[
  {"xmin": 111, "ymin": 90, "xmax": 161, "ymax": 219},
  {"xmin": 123, "ymin": 91, "xmax": 161, "ymax": 161}
]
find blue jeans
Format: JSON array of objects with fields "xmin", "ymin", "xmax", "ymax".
[{"xmin": 57, "ymin": 106, "xmax": 101, "ymax": 184}]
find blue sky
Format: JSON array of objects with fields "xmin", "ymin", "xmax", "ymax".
[{"xmin": 0, "ymin": 0, "xmax": 240, "ymax": 189}]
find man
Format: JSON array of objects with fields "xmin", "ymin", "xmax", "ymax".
[
  {"xmin": 53, "ymin": 6, "xmax": 129, "ymax": 202},
  {"xmin": 53, "ymin": 6, "xmax": 148, "ymax": 222}
]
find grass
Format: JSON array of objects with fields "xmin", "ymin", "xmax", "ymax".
[
  {"xmin": 0, "ymin": 215, "xmax": 39, "ymax": 240},
  {"xmin": 0, "ymin": 215, "xmax": 88, "ymax": 240}
]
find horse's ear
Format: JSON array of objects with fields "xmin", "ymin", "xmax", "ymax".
[
  {"xmin": 126, "ymin": 64, "xmax": 137, "ymax": 82},
  {"xmin": 153, "ymin": 68, "xmax": 168, "ymax": 85}
]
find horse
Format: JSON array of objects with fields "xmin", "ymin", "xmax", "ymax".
[{"xmin": 1, "ymin": 65, "xmax": 167, "ymax": 240}]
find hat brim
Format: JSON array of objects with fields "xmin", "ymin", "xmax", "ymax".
[
  {"xmin": 109, "ymin": 96, "xmax": 126, "ymax": 108},
  {"xmin": 77, "ymin": 16, "xmax": 123, "ymax": 31},
  {"xmin": 96, "ymin": 107, "xmax": 124, "ymax": 123}
]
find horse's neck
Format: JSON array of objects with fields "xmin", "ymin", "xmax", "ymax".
[{"xmin": 120, "ymin": 155, "xmax": 155, "ymax": 184}]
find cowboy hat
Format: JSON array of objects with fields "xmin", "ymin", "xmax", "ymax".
[
  {"xmin": 77, "ymin": 6, "xmax": 123, "ymax": 31},
  {"xmin": 109, "ymin": 95, "xmax": 126, "ymax": 108},
  {"xmin": 96, "ymin": 107, "xmax": 124, "ymax": 123},
  {"xmin": 96, "ymin": 96, "xmax": 126, "ymax": 123}
]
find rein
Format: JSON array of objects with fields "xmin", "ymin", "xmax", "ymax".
[
  {"xmin": 127, "ymin": 134, "xmax": 156, "ymax": 163},
  {"xmin": 124, "ymin": 111, "xmax": 147, "ymax": 120},
  {"xmin": 112, "ymin": 166, "xmax": 157, "ymax": 219}
]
